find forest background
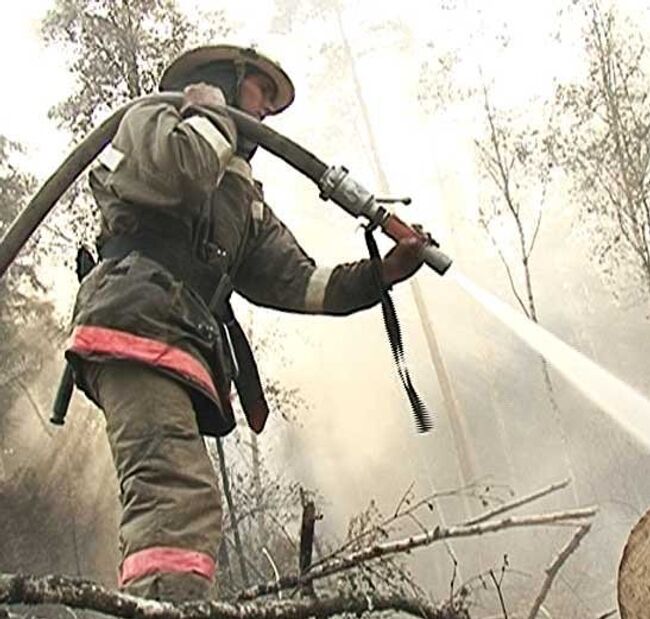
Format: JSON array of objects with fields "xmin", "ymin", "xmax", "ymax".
[{"xmin": 1, "ymin": 0, "xmax": 650, "ymax": 617}]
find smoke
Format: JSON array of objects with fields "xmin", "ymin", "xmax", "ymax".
[
  {"xmin": 3, "ymin": 0, "xmax": 649, "ymax": 615},
  {"xmin": 0, "ymin": 343, "xmax": 119, "ymax": 586}
]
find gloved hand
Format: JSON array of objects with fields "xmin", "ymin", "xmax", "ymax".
[
  {"xmin": 181, "ymin": 82, "xmax": 226, "ymax": 111},
  {"xmin": 180, "ymin": 82, "xmax": 237, "ymax": 152},
  {"xmin": 381, "ymin": 235, "xmax": 426, "ymax": 286}
]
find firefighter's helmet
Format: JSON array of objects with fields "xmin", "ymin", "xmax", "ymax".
[{"xmin": 159, "ymin": 45, "xmax": 295, "ymax": 114}]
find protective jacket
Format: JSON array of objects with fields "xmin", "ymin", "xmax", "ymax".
[{"xmin": 66, "ymin": 99, "xmax": 384, "ymax": 436}]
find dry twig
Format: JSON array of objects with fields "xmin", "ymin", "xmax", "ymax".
[
  {"xmin": 261, "ymin": 548, "xmax": 281, "ymax": 600},
  {"xmin": 238, "ymin": 506, "xmax": 597, "ymax": 600},
  {"xmin": 488, "ymin": 569, "xmax": 508, "ymax": 619},
  {"xmin": 465, "ymin": 479, "xmax": 571, "ymax": 526},
  {"xmin": 527, "ymin": 524, "xmax": 592, "ymax": 619},
  {"xmin": 311, "ymin": 481, "xmax": 503, "ymax": 571}
]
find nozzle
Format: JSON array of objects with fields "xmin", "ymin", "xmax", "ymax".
[{"xmin": 423, "ymin": 244, "xmax": 453, "ymax": 276}]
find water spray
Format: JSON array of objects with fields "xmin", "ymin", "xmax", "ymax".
[{"xmin": 450, "ymin": 268, "xmax": 650, "ymax": 451}]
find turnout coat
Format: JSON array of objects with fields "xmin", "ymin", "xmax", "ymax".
[{"xmin": 66, "ymin": 99, "xmax": 384, "ymax": 436}]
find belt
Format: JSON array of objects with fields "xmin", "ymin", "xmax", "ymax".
[
  {"xmin": 99, "ymin": 232, "xmax": 224, "ymax": 308},
  {"xmin": 99, "ymin": 232, "xmax": 270, "ymax": 433}
]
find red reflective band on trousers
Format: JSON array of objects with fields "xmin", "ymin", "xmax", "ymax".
[
  {"xmin": 68, "ymin": 325, "xmax": 218, "ymax": 399},
  {"xmin": 119, "ymin": 546, "xmax": 216, "ymax": 586}
]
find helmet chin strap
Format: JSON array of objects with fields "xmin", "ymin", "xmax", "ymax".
[
  {"xmin": 232, "ymin": 59, "xmax": 259, "ymax": 161},
  {"xmin": 233, "ymin": 59, "xmax": 247, "ymax": 105}
]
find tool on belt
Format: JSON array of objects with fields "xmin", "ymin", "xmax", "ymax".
[
  {"xmin": 0, "ymin": 93, "xmax": 452, "ymax": 433},
  {"xmin": 50, "ymin": 246, "xmax": 96, "ymax": 425}
]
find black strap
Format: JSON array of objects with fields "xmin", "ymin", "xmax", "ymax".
[
  {"xmin": 217, "ymin": 294, "xmax": 269, "ymax": 433},
  {"xmin": 364, "ymin": 227, "xmax": 433, "ymax": 433}
]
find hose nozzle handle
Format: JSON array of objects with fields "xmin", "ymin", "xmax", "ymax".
[
  {"xmin": 382, "ymin": 213, "xmax": 453, "ymax": 276},
  {"xmin": 423, "ymin": 244, "xmax": 453, "ymax": 276}
]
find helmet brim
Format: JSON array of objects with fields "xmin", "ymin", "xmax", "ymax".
[{"xmin": 159, "ymin": 45, "xmax": 295, "ymax": 114}]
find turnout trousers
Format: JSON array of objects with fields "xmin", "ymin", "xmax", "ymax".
[{"xmin": 82, "ymin": 361, "xmax": 222, "ymax": 601}]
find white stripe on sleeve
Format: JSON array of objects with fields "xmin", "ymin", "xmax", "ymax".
[
  {"xmin": 183, "ymin": 115, "xmax": 233, "ymax": 165},
  {"xmin": 304, "ymin": 267, "xmax": 334, "ymax": 312},
  {"xmin": 251, "ymin": 200, "xmax": 264, "ymax": 221},
  {"xmin": 98, "ymin": 144, "xmax": 125, "ymax": 172}
]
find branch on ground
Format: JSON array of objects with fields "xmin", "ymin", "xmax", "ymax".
[
  {"xmin": 0, "ymin": 573, "xmax": 466, "ymax": 619},
  {"xmin": 238, "ymin": 506, "xmax": 597, "ymax": 600}
]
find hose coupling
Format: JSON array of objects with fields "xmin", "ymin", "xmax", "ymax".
[{"xmin": 318, "ymin": 165, "xmax": 382, "ymax": 222}]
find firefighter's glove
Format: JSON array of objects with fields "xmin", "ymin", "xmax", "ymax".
[
  {"xmin": 381, "ymin": 236, "xmax": 426, "ymax": 287},
  {"xmin": 182, "ymin": 83, "xmax": 226, "ymax": 112},
  {"xmin": 181, "ymin": 83, "xmax": 237, "ymax": 147}
]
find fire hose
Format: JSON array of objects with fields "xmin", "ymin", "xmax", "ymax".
[{"xmin": 0, "ymin": 93, "xmax": 453, "ymax": 431}]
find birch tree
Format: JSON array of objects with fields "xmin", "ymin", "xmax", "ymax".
[
  {"xmin": 472, "ymin": 79, "xmax": 586, "ymax": 508},
  {"xmin": 553, "ymin": 0, "xmax": 650, "ymax": 305}
]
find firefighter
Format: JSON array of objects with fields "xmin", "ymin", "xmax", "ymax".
[{"xmin": 65, "ymin": 45, "xmax": 426, "ymax": 601}]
